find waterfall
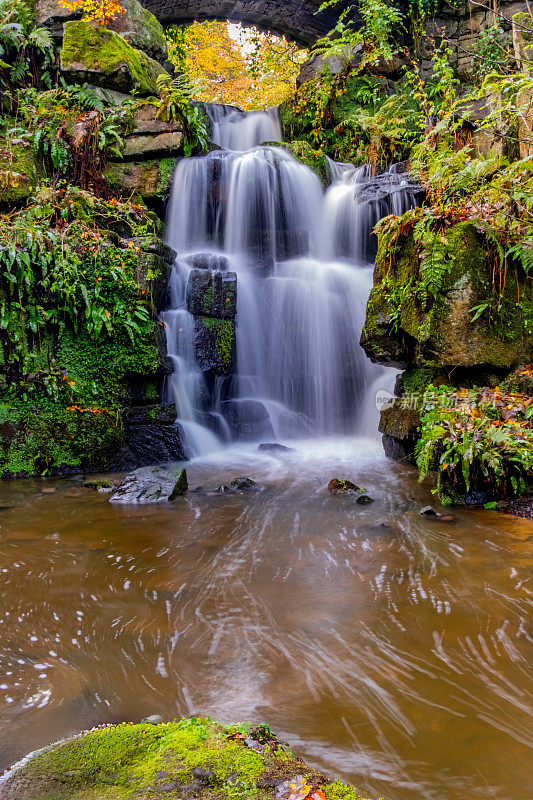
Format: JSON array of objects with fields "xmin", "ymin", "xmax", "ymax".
[{"xmin": 162, "ymin": 106, "xmax": 417, "ymax": 458}]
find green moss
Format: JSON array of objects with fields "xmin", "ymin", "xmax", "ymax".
[
  {"xmin": 157, "ymin": 157, "xmax": 177, "ymax": 197},
  {"xmin": 322, "ymin": 779, "xmax": 370, "ymax": 800},
  {"xmin": 513, "ymin": 12, "xmax": 533, "ymax": 46},
  {"xmin": 0, "ymin": 402, "xmax": 122, "ymax": 477},
  {"xmin": 203, "ymin": 285, "xmax": 215, "ymax": 314},
  {"xmin": 61, "ymin": 21, "xmax": 166, "ymax": 95},
  {"xmin": 5, "ymin": 720, "xmax": 372, "ymax": 800},
  {"xmin": 203, "ymin": 318, "xmax": 235, "ymax": 366},
  {"xmin": 362, "ymin": 219, "xmax": 533, "ymax": 370},
  {"xmin": 119, "ymin": 0, "xmax": 168, "ymax": 60},
  {"xmin": 402, "ymin": 367, "xmax": 436, "ymax": 393},
  {"xmin": 0, "ymin": 140, "xmax": 44, "ymax": 204}
]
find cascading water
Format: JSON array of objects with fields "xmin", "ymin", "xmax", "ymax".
[{"xmin": 162, "ymin": 105, "xmax": 417, "ymax": 458}]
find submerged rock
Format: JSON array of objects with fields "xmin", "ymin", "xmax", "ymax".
[
  {"xmin": 258, "ymin": 443, "xmax": 295, "ymax": 453},
  {"xmin": 109, "ymin": 466, "xmax": 184, "ymax": 504},
  {"xmin": 356, "ymin": 494, "xmax": 374, "ymax": 504},
  {"xmin": 230, "ymin": 477, "xmax": 261, "ymax": 491},
  {"xmin": 0, "ymin": 718, "xmax": 372, "ymax": 800},
  {"xmin": 420, "ymin": 506, "xmax": 456, "ymax": 522},
  {"xmin": 328, "ymin": 478, "xmax": 360, "ymax": 494}
]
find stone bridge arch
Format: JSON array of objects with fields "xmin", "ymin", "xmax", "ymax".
[{"xmin": 139, "ymin": 0, "xmax": 339, "ymax": 45}]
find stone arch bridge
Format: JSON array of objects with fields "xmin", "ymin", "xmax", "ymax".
[{"xmin": 139, "ymin": 0, "xmax": 339, "ymax": 45}]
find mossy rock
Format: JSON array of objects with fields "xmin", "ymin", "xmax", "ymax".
[
  {"xmin": 0, "ymin": 719, "xmax": 372, "ymax": 800},
  {"xmin": 0, "ymin": 141, "xmax": 45, "ymax": 205},
  {"xmin": 107, "ymin": 0, "xmax": 168, "ymax": 63},
  {"xmin": 60, "ymin": 21, "xmax": 167, "ymax": 96},
  {"xmin": 104, "ymin": 160, "xmax": 177, "ymax": 200},
  {"xmin": 361, "ymin": 221, "xmax": 533, "ymax": 371}
]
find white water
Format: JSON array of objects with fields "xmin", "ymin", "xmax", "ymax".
[{"xmin": 163, "ymin": 106, "xmax": 415, "ymax": 458}]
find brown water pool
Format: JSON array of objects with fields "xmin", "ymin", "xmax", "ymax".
[{"xmin": 0, "ymin": 438, "xmax": 531, "ymax": 800}]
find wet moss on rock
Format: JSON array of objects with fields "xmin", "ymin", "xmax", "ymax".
[
  {"xmin": 60, "ymin": 21, "xmax": 167, "ymax": 95},
  {"xmin": 0, "ymin": 719, "xmax": 372, "ymax": 800}
]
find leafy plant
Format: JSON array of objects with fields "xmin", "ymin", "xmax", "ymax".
[
  {"xmin": 416, "ymin": 386, "xmax": 533, "ymax": 503},
  {"xmin": 155, "ymin": 72, "xmax": 210, "ymax": 156},
  {"xmin": 59, "ymin": 0, "xmax": 125, "ymax": 26}
]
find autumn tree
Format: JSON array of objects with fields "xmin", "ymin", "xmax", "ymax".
[{"xmin": 166, "ymin": 21, "xmax": 306, "ymax": 110}]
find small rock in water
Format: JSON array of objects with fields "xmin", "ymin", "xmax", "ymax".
[
  {"xmin": 110, "ymin": 466, "xmax": 180, "ymax": 504},
  {"xmin": 420, "ymin": 506, "xmax": 456, "ymax": 523},
  {"xmin": 229, "ymin": 477, "xmax": 261, "ymax": 491},
  {"xmin": 328, "ymin": 478, "xmax": 359, "ymax": 494},
  {"xmin": 41, "ymin": 487, "xmax": 56, "ymax": 494},
  {"xmin": 258, "ymin": 443, "xmax": 295, "ymax": 453},
  {"xmin": 356, "ymin": 494, "xmax": 374, "ymax": 504},
  {"xmin": 420, "ymin": 505, "xmax": 438, "ymax": 517},
  {"xmin": 438, "ymin": 513, "xmax": 456, "ymax": 523},
  {"xmin": 168, "ymin": 468, "xmax": 188, "ymax": 501},
  {"xmin": 142, "ymin": 714, "xmax": 163, "ymax": 725},
  {"xmin": 83, "ymin": 479, "xmax": 114, "ymax": 491}
]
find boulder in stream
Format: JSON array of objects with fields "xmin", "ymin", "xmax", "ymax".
[
  {"xmin": 328, "ymin": 478, "xmax": 360, "ymax": 494},
  {"xmin": 0, "ymin": 718, "xmax": 371, "ymax": 800},
  {"xmin": 258, "ymin": 443, "xmax": 295, "ymax": 453},
  {"xmin": 109, "ymin": 466, "xmax": 186, "ymax": 504}
]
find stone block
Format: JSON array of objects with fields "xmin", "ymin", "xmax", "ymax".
[{"xmin": 186, "ymin": 269, "xmax": 237, "ymax": 319}]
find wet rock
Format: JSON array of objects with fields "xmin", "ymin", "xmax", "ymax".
[
  {"xmin": 328, "ymin": 478, "xmax": 359, "ymax": 494},
  {"xmin": 130, "ymin": 236, "xmax": 175, "ymax": 312},
  {"xmin": 193, "ymin": 317, "xmax": 236, "ymax": 377},
  {"xmin": 258, "ymin": 442, "xmax": 295, "ymax": 453},
  {"xmin": 356, "ymin": 494, "xmax": 374, "ymax": 504},
  {"xmin": 230, "ymin": 477, "xmax": 261, "ymax": 491},
  {"xmin": 104, "ymin": 160, "xmax": 177, "ymax": 204},
  {"xmin": 155, "ymin": 770, "xmax": 168, "ymax": 779},
  {"xmin": 169, "ymin": 468, "xmax": 188, "ymax": 501},
  {"xmin": 187, "ymin": 252, "xmax": 229, "ymax": 272},
  {"xmin": 220, "ymin": 399, "xmax": 274, "ymax": 440},
  {"xmin": 122, "ymin": 405, "xmax": 187, "ymax": 467},
  {"xmin": 142, "ymin": 714, "xmax": 163, "ymax": 724},
  {"xmin": 420, "ymin": 506, "xmax": 456, "ymax": 522},
  {"xmin": 110, "ymin": 466, "xmax": 184, "ymax": 504},
  {"xmin": 186, "ymin": 269, "xmax": 237, "ymax": 319},
  {"xmin": 161, "ymin": 781, "xmax": 177, "ymax": 792},
  {"xmin": 105, "ymin": 0, "xmax": 168, "ymax": 63},
  {"xmin": 420, "ymin": 506, "xmax": 439, "ymax": 517}
]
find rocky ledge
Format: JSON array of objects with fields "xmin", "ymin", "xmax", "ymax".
[{"xmin": 0, "ymin": 718, "xmax": 371, "ymax": 800}]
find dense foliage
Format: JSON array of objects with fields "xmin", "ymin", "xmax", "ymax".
[{"xmin": 416, "ymin": 382, "xmax": 533, "ymax": 504}]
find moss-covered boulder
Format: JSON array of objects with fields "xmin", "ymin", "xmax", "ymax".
[
  {"xmin": 0, "ymin": 142, "xmax": 45, "ymax": 205},
  {"xmin": 0, "ymin": 719, "xmax": 371, "ymax": 800},
  {"xmin": 280, "ymin": 141, "xmax": 331, "ymax": 187},
  {"xmin": 104, "ymin": 158, "xmax": 177, "ymax": 200},
  {"xmin": 194, "ymin": 317, "xmax": 236, "ymax": 376},
  {"xmin": 106, "ymin": 0, "xmax": 168, "ymax": 63},
  {"xmin": 60, "ymin": 21, "xmax": 167, "ymax": 96},
  {"xmin": 361, "ymin": 220, "xmax": 533, "ymax": 371}
]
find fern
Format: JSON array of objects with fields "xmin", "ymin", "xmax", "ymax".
[{"xmin": 414, "ymin": 218, "xmax": 453, "ymax": 296}]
